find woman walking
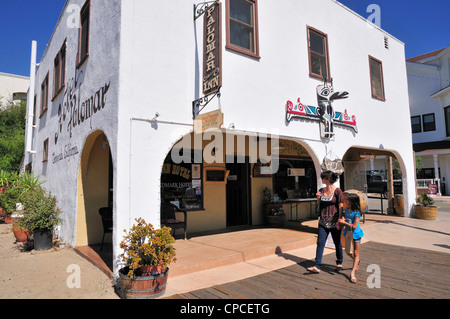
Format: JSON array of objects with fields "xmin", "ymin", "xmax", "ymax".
[{"xmin": 307, "ymin": 170, "xmax": 344, "ymax": 273}]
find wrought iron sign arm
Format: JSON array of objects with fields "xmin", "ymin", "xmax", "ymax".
[
  {"xmin": 194, "ymin": 1, "xmax": 219, "ymax": 20},
  {"xmin": 192, "ymin": 89, "xmax": 221, "ymax": 119}
]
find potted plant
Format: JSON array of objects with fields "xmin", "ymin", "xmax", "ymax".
[
  {"xmin": 0, "ymin": 172, "xmax": 45, "ymax": 224},
  {"xmin": 0, "ymin": 182, "xmax": 21, "ymax": 224},
  {"xmin": 18, "ymin": 187, "xmax": 62, "ymax": 251},
  {"xmin": 414, "ymin": 192, "xmax": 437, "ymax": 220},
  {"xmin": 118, "ymin": 218, "xmax": 176, "ymax": 299},
  {"xmin": 266, "ymin": 206, "xmax": 286, "ymax": 226},
  {"xmin": 262, "ymin": 187, "xmax": 285, "ymax": 226},
  {"xmin": 12, "ymin": 212, "xmax": 31, "ymax": 244},
  {"xmin": 19, "ymin": 172, "xmax": 46, "ymax": 193}
]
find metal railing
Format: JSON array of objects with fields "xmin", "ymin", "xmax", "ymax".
[{"xmin": 416, "ymin": 178, "xmax": 439, "ymax": 188}]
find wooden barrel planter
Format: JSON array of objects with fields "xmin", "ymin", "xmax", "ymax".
[
  {"xmin": 414, "ymin": 205, "xmax": 437, "ymax": 220},
  {"xmin": 394, "ymin": 194, "xmax": 404, "ymax": 215},
  {"xmin": 119, "ymin": 267, "xmax": 169, "ymax": 299}
]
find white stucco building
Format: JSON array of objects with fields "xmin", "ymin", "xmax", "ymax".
[
  {"xmin": 407, "ymin": 46, "xmax": 450, "ymax": 196},
  {"xmin": 24, "ymin": 0, "xmax": 416, "ymax": 278},
  {"xmin": 0, "ymin": 72, "xmax": 29, "ymax": 108}
]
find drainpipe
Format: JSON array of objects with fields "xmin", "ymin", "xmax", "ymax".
[{"xmin": 25, "ymin": 40, "xmax": 37, "ymax": 155}]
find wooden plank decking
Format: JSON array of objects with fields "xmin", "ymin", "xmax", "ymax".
[{"xmin": 166, "ymin": 242, "xmax": 450, "ymax": 299}]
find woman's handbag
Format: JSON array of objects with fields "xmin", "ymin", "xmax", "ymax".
[{"xmin": 345, "ymin": 229, "xmax": 354, "ymax": 255}]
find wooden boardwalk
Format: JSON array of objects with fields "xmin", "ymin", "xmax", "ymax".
[{"xmin": 166, "ymin": 242, "xmax": 450, "ymax": 299}]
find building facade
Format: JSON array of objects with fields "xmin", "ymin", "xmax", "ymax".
[
  {"xmin": 24, "ymin": 0, "xmax": 416, "ymax": 278},
  {"xmin": 407, "ymin": 46, "xmax": 450, "ymax": 195},
  {"xmin": 0, "ymin": 72, "xmax": 29, "ymax": 108}
]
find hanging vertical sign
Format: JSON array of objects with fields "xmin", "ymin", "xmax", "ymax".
[{"xmin": 203, "ymin": 1, "xmax": 222, "ymax": 96}]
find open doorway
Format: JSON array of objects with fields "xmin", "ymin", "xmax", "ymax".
[
  {"xmin": 226, "ymin": 156, "xmax": 251, "ymax": 227},
  {"xmin": 343, "ymin": 147, "xmax": 404, "ymax": 215},
  {"xmin": 75, "ymin": 131, "xmax": 113, "ymax": 275}
]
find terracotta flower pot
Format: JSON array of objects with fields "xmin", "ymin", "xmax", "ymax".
[
  {"xmin": 5, "ymin": 216, "xmax": 13, "ymax": 224},
  {"xmin": 12, "ymin": 220, "xmax": 31, "ymax": 243}
]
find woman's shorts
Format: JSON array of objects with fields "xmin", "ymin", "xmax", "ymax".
[{"xmin": 354, "ymin": 238, "xmax": 362, "ymax": 243}]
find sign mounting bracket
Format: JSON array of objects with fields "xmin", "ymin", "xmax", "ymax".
[
  {"xmin": 193, "ymin": 1, "xmax": 219, "ymax": 20},
  {"xmin": 192, "ymin": 89, "xmax": 221, "ymax": 119}
]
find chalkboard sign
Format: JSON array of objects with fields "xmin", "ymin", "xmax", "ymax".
[
  {"xmin": 161, "ymin": 154, "xmax": 203, "ymax": 211},
  {"xmin": 204, "ymin": 167, "xmax": 227, "ymax": 184}
]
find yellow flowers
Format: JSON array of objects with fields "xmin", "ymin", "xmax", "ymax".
[{"xmin": 120, "ymin": 218, "xmax": 176, "ymax": 279}]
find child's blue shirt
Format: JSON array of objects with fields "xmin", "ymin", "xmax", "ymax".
[{"xmin": 343, "ymin": 208, "xmax": 364, "ymax": 239}]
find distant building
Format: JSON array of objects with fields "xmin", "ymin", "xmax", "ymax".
[
  {"xmin": 407, "ymin": 46, "xmax": 450, "ymax": 195},
  {"xmin": 0, "ymin": 72, "xmax": 30, "ymax": 108}
]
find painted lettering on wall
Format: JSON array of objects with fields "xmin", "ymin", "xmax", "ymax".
[
  {"xmin": 55, "ymin": 76, "xmax": 111, "ymax": 145},
  {"xmin": 52, "ymin": 143, "xmax": 79, "ymax": 164},
  {"xmin": 162, "ymin": 163, "xmax": 191, "ymax": 180}
]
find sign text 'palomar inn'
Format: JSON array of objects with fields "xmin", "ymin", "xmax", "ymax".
[{"xmin": 203, "ymin": 1, "xmax": 221, "ymax": 96}]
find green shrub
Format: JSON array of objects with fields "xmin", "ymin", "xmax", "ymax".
[
  {"xmin": 416, "ymin": 192, "xmax": 435, "ymax": 207},
  {"xmin": 18, "ymin": 188, "xmax": 62, "ymax": 232}
]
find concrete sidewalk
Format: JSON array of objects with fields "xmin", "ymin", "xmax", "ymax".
[
  {"xmin": 1, "ymin": 197, "xmax": 448, "ymax": 299},
  {"xmin": 163, "ymin": 199, "xmax": 450, "ymax": 298}
]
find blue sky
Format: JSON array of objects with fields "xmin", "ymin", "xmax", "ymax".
[{"xmin": 0, "ymin": 0, "xmax": 449, "ymax": 77}]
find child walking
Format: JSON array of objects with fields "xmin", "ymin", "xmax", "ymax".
[{"xmin": 338, "ymin": 193, "xmax": 365, "ymax": 283}]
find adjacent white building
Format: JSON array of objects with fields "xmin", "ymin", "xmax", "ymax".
[
  {"xmin": 407, "ymin": 46, "xmax": 450, "ymax": 195},
  {"xmin": 23, "ymin": 0, "xmax": 417, "ymax": 278}
]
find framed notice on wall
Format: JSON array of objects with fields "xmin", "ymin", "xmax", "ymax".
[
  {"xmin": 161, "ymin": 154, "xmax": 203, "ymax": 211},
  {"xmin": 204, "ymin": 167, "xmax": 228, "ymax": 184}
]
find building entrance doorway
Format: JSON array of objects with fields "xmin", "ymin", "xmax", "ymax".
[
  {"xmin": 226, "ymin": 156, "xmax": 251, "ymax": 227},
  {"xmin": 343, "ymin": 147, "xmax": 405, "ymax": 215},
  {"xmin": 76, "ymin": 131, "xmax": 112, "ymax": 247}
]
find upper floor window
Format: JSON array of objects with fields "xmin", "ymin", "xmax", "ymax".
[
  {"xmin": 369, "ymin": 56, "xmax": 385, "ymax": 100},
  {"xmin": 445, "ymin": 106, "xmax": 450, "ymax": 137},
  {"xmin": 78, "ymin": 1, "xmax": 90, "ymax": 67},
  {"xmin": 411, "ymin": 116, "xmax": 421, "ymax": 133},
  {"xmin": 40, "ymin": 73, "xmax": 49, "ymax": 116},
  {"xmin": 307, "ymin": 26, "xmax": 330, "ymax": 81},
  {"xmin": 43, "ymin": 138, "xmax": 49, "ymax": 163},
  {"xmin": 226, "ymin": 0, "xmax": 260, "ymax": 59},
  {"xmin": 422, "ymin": 113, "xmax": 436, "ymax": 132},
  {"xmin": 53, "ymin": 41, "xmax": 66, "ymax": 98}
]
